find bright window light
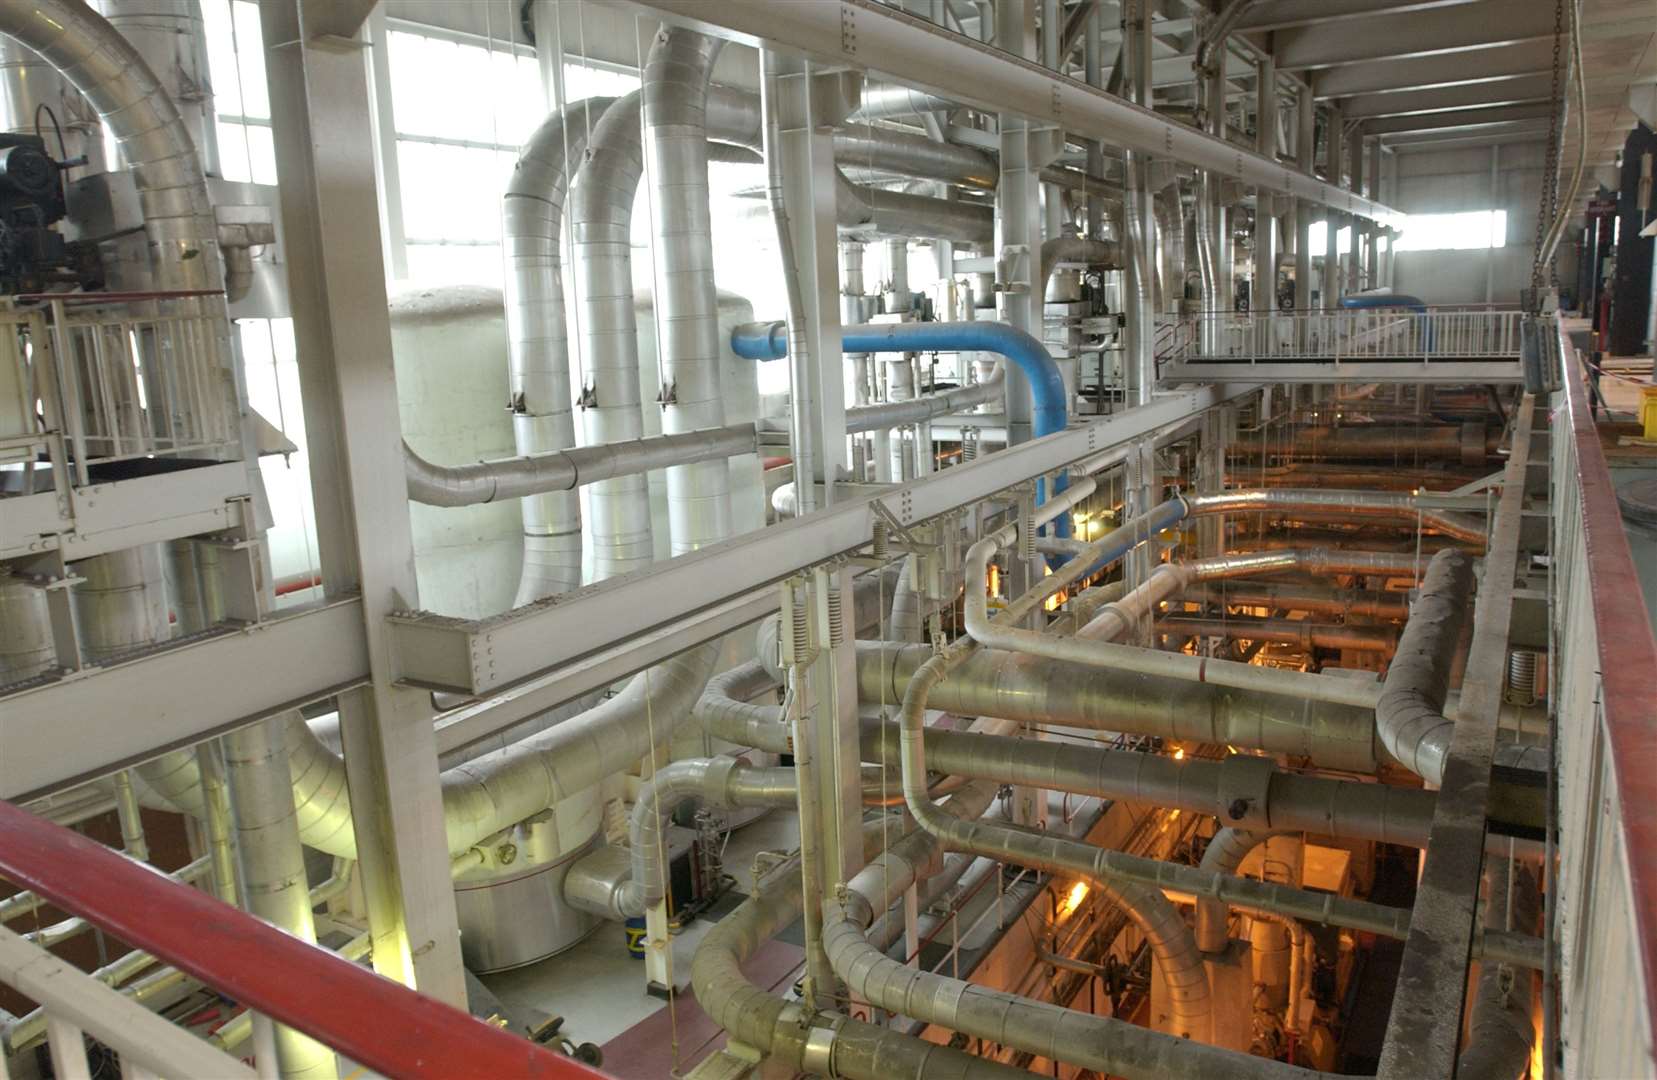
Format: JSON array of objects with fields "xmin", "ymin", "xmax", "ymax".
[
  {"xmin": 1393, "ymin": 210, "xmax": 1508, "ymax": 252},
  {"xmin": 1306, "ymin": 220, "xmax": 1354, "ymax": 256}
]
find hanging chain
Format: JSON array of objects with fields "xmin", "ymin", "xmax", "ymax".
[{"xmin": 1532, "ymin": 0, "xmax": 1566, "ymax": 289}]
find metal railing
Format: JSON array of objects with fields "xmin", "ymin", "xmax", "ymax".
[
  {"xmin": 1160, "ymin": 307, "xmax": 1526, "ymax": 363},
  {"xmin": 0, "ymin": 799, "xmax": 610, "ymax": 1079},
  {"xmin": 1550, "ymin": 323, "xmax": 1657, "ymax": 1078},
  {"xmin": 7, "ymin": 292, "xmax": 242, "ymax": 487}
]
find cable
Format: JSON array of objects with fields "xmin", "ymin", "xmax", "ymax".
[{"xmin": 34, "ymin": 103, "xmax": 67, "ymax": 162}]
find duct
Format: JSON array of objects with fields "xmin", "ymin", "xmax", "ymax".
[
  {"xmin": 0, "ymin": 570, "xmax": 55, "ymax": 684},
  {"xmin": 1191, "ymin": 581, "xmax": 1411, "ymax": 620},
  {"xmin": 833, "ymin": 122, "xmax": 997, "ymax": 189},
  {"xmin": 835, "ymin": 172, "xmax": 995, "ymax": 245},
  {"xmin": 645, "ymin": 28, "xmax": 733, "ymax": 556},
  {"xmin": 1195, "ymin": 828, "xmax": 1284, "ymax": 953},
  {"xmin": 402, "ymin": 422, "xmax": 759, "ymax": 508},
  {"xmin": 888, "ymin": 555, "xmax": 926, "ymax": 643},
  {"xmin": 1157, "ymin": 615, "xmax": 1398, "ymax": 653},
  {"xmin": 503, "ymin": 96, "xmax": 617, "ymax": 602},
  {"xmin": 1183, "ymin": 488, "xmax": 1488, "ymax": 546},
  {"xmin": 861, "ymin": 725, "xmax": 1438, "ymax": 850},
  {"xmin": 1039, "ymin": 235, "xmax": 1122, "ymax": 295},
  {"xmin": 1230, "ymin": 424, "xmax": 1501, "ymax": 464},
  {"xmin": 858, "ymin": 641, "xmax": 1381, "ymax": 772},
  {"xmin": 690, "ymin": 826, "xmax": 1029, "ymax": 1080},
  {"xmin": 849, "ymin": 83, "xmax": 960, "ymax": 121},
  {"xmin": 1376, "ymin": 549, "xmax": 1475, "ymax": 786},
  {"xmin": 1154, "ymin": 182, "xmax": 1187, "ymax": 313},
  {"xmin": 694, "ymin": 659, "xmax": 791, "ymax": 754},
  {"xmin": 1458, "ymin": 859, "xmax": 1540, "ymax": 1080},
  {"xmin": 569, "ymin": 88, "xmax": 657, "ymax": 578}
]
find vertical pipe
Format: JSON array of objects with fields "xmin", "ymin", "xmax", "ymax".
[
  {"xmin": 196, "ymin": 742, "xmax": 238, "ymax": 903},
  {"xmin": 1082, "ymin": 6, "xmax": 1105, "ymax": 242},
  {"xmin": 1120, "ymin": 0, "xmax": 1155, "ymax": 406},
  {"xmin": 1294, "ymin": 90, "xmax": 1315, "ymax": 313},
  {"xmin": 997, "ymin": 0, "xmax": 1040, "ymax": 442},
  {"xmin": 1253, "ymin": 56, "xmax": 1277, "ymax": 324},
  {"xmin": 1321, "ymin": 107, "xmax": 1343, "ymax": 310},
  {"xmin": 112, "ymin": 771, "xmax": 149, "ymax": 863},
  {"xmin": 223, "ymin": 718, "xmax": 336, "ymax": 1080}
]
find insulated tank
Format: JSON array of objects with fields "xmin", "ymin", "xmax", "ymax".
[{"xmin": 392, "ymin": 285, "xmax": 523, "ymax": 619}]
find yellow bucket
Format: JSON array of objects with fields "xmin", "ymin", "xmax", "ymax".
[{"xmin": 1642, "ymin": 386, "xmax": 1657, "ymax": 441}]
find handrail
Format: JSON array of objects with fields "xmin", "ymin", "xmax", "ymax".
[
  {"xmin": 0, "ymin": 800, "xmax": 611, "ymax": 1079},
  {"xmin": 1553, "ymin": 319, "xmax": 1657, "ymax": 1069}
]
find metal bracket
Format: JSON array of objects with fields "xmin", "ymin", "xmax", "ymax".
[{"xmin": 869, "ymin": 498, "xmax": 921, "ymax": 551}]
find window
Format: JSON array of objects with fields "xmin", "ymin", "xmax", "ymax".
[
  {"xmin": 1393, "ymin": 210, "xmax": 1508, "ymax": 252},
  {"xmin": 1306, "ymin": 220, "xmax": 1354, "ymax": 256},
  {"xmin": 202, "ymin": 0, "xmax": 276, "ymax": 185},
  {"xmin": 386, "ymin": 26, "xmax": 640, "ymax": 287}
]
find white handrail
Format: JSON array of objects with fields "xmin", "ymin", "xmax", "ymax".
[
  {"xmin": 1165, "ymin": 309, "xmax": 1527, "ymax": 362},
  {"xmin": 0, "ymin": 924, "xmax": 257, "ymax": 1078}
]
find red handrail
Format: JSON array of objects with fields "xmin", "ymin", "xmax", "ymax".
[
  {"xmin": 1557, "ymin": 320, "xmax": 1657, "ymax": 1052},
  {"xmin": 0, "ymin": 800, "xmax": 610, "ymax": 1079}
]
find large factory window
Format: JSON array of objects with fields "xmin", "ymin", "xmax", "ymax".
[
  {"xmin": 202, "ymin": 0, "xmax": 276, "ymax": 185},
  {"xmin": 1394, "ymin": 209, "xmax": 1508, "ymax": 252}
]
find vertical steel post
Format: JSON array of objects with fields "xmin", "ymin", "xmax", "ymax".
[
  {"xmin": 997, "ymin": 0, "xmax": 1041, "ymax": 443},
  {"xmin": 1322, "ymin": 106, "xmax": 1344, "ymax": 310},
  {"xmin": 1366, "ymin": 138, "xmax": 1383, "ymax": 287},
  {"xmin": 1295, "ymin": 89, "xmax": 1315, "ymax": 314},
  {"xmin": 775, "ymin": 59, "xmax": 847, "ymax": 504},
  {"xmin": 1254, "ymin": 55, "xmax": 1277, "ymax": 334},
  {"xmin": 258, "ymin": 1, "xmax": 465, "ymax": 1006},
  {"xmin": 1348, "ymin": 124, "xmax": 1366, "ymax": 294},
  {"xmin": 1121, "ymin": 0, "xmax": 1157, "ymax": 407}
]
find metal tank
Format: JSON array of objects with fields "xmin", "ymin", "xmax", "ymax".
[
  {"xmin": 391, "ymin": 284, "xmax": 523, "ymax": 619},
  {"xmin": 0, "ymin": 570, "xmax": 55, "ymax": 686}
]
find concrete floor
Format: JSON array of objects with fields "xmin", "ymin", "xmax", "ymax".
[{"xmin": 479, "ymin": 807, "xmax": 802, "ymax": 1053}]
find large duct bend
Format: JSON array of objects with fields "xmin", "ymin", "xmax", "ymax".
[{"xmin": 1376, "ymin": 548, "xmax": 1475, "ymax": 785}]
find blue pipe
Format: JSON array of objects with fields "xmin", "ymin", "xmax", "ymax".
[
  {"xmin": 1338, "ymin": 293, "xmax": 1434, "ymax": 351},
  {"xmin": 733, "ymin": 319, "xmax": 1073, "ymax": 535}
]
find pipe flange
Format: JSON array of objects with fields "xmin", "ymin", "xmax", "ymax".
[
  {"xmin": 701, "ymin": 756, "xmax": 743, "ymax": 806},
  {"xmin": 801, "ymin": 1022, "xmax": 837, "ymax": 1077}
]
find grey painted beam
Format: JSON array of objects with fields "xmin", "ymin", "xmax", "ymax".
[
  {"xmin": 1363, "ymin": 102, "xmax": 1554, "ymax": 136},
  {"xmin": 1274, "ymin": 0, "xmax": 1554, "ymax": 71},
  {"xmin": 1313, "ymin": 40, "xmax": 1555, "ymax": 98},
  {"xmin": 1236, "ymin": 0, "xmax": 1480, "ymax": 33},
  {"xmin": 1340, "ymin": 75, "xmax": 1556, "ymax": 119}
]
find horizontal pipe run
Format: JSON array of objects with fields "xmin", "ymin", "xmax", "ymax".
[
  {"xmin": 1156, "ymin": 614, "xmax": 1398, "ymax": 653},
  {"xmin": 1183, "ymin": 488, "xmax": 1488, "ymax": 546},
  {"xmin": 403, "ymin": 423, "xmax": 759, "ymax": 507}
]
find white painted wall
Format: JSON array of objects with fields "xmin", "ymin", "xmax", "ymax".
[{"xmin": 1389, "ymin": 140, "xmax": 1548, "ymax": 307}]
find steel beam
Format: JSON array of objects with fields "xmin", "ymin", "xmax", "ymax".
[
  {"xmin": 259, "ymin": 2, "xmax": 465, "ymax": 1006},
  {"xmin": 1363, "ymin": 102, "xmax": 1554, "ymax": 136},
  {"xmin": 1163, "ymin": 360, "xmax": 1524, "ymax": 383},
  {"xmin": 389, "ymin": 383, "xmax": 1255, "ymax": 695},
  {"xmin": 1274, "ymin": 0, "xmax": 1554, "ymax": 71},
  {"xmin": 1339, "ymin": 75, "xmax": 1556, "ymax": 119},
  {"xmin": 1375, "ymin": 395, "xmax": 1538, "ymax": 1078},
  {"xmin": 0, "ymin": 463, "xmax": 252, "ymax": 562},
  {"xmin": 1313, "ymin": 40, "xmax": 1555, "ymax": 99},
  {"xmin": 0, "ymin": 600, "xmax": 369, "ymax": 802},
  {"xmin": 608, "ymin": 0, "xmax": 1400, "ymax": 224},
  {"xmin": 1235, "ymin": 0, "xmax": 1481, "ymax": 33}
]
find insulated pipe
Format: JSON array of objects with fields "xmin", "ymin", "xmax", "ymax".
[
  {"xmin": 402, "ymin": 423, "xmax": 759, "ymax": 507},
  {"xmin": 732, "ymin": 320, "xmax": 1065, "ymax": 437},
  {"xmin": 221, "ymin": 720, "xmax": 336, "ymax": 1079},
  {"xmin": 834, "ymin": 171, "xmax": 995, "ymax": 245},
  {"xmin": 694, "ymin": 659, "xmax": 791, "ymax": 754},
  {"xmin": 644, "ymin": 28, "xmax": 733, "ymax": 556},
  {"xmin": 858, "ymin": 641, "xmax": 1382, "ymax": 772},
  {"xmin": 570, "ymin": 88, "xmax": 656, "ymax": 577},
  {"xmin": 1156, "ymin": 615, "xmax": 1399, "ymax": 654},
  {"xmin": 849, "ymin": 83, "xmax": 959, "ymax": 121},
  {"xmin": 690, "ymin": 826, "xmax": 1029, "ymax": 1080},
  {"xmin": 502, "ymin": 96, "xmax": 617, "ymax": 601},
  {"xmin": 1230, "ymin": 424, "xmax": 1500, "ymax": 464},
  {"xmin": 1190, "ymin": 581, "xmax": 1411, "ymax": 620},
  {"xmin": 1375, "ymin": 548, "xmax": 1475, "ymax": 786},
  {"xmin": 1339, "ymin": 293, "xmax": 1426, "ymax": 313},
  {"xmin": 1039, "ymin": 235, "xmax": 1122, "ymax": 294},
  {"xmin": 1154, "ymin": 182, "xmax": 1188, "ymax": 314},
  {"xmin": 832, "ymin": 122, "xmax": 997, "ymax": 189},
  {"xmin": 1458, "ymin": 859, "xmax": 1540, "ymax": 1080},
  {"xmin": 1182, "ymin": 488, "xmax": 1487, "ymax": 546}
]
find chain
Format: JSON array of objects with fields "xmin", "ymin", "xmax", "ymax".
[{"xmin": 1532, "ymin": 0, "xmax": 1566, "ymax": 289}]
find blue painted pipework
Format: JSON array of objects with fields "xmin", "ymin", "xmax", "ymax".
[
  {"xmin": 1337, "ymin": 293, "xmax": 1434, "ymax": 351},
  {"xmin": 732, "ymin": 318, "xmax": 1073, "ymax": 536}
]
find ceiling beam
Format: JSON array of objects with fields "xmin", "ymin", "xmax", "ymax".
[
  {"xmin": 1313, "ymin": 40, "xmax": 1555, "ymax": 98},
  {"xmin": 1363, "ymin": 102, "xmax": 1554, "ymax": 135},
  {"xmin": 1380, "ymin": 123, "xmax": 1551, "ymax": 150},
  {"xmin": 1341, "ymin": 75, "xmax": 1556, "ymax": 119},
  {"xmin": 1236, "ymin": 0, "xmax": 1480, "ymax": 33},
  {"xmin": 1273, "ymin": 0, "xmax": 1554, "ymax": 71}
]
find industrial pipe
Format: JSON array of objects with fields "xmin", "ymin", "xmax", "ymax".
[
  {"xmin": 1375, "ymin": 548, "xmax": 1475, "ymax": 786},
  {"xmin": 501, "ymin": 96, "xmax": 617, "ymax": 601},
  {"xmin": 1230, "ymin": 424, "xmax": 1500, "ymax": 464},
  {"xmin": 1156, "ymin": 614, "xmax": 1399, "ymax": 653},
  {"xmin": 1182, "ymin": 488, "xmax": 1487, "ymax": 546},
  {"xmin": 1039, "ymin": 235, "xmax": 1122, "ymax": 295},
  {"xmin": 834, "ymin": 172, "xmax": 995, "ymax": 245},
  {"xmin": 402, "ymin": 423, "xmax": 759, "ymax": 507}
]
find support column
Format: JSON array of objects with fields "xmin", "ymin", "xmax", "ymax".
[
  {"xmin": 997, "ymin": 0, "xmax": 1041, "ymax": 442},
  {"xmin": 1322, "ymin": 106, "xmax": 1344, "ymax": 310},
  {"xmin": 1294, "ymin": 88, "xmax": 1315, "ymax": 313},
  {"xmin": 1348, "ymin": 123, "xmax": 1366, "ymax": 293},
  {"xmin": 775, "ymin": 59, "xmax": 847, "ymax": 505},
  {"xmin": 259, "ymin": 1, "xmax": 465, "ymax": 1006},
  {"xmin": 1121, "ymin": 0, "xmax": 1156, "ymax": 407},
  {"xmin": 1253, "ymin": 55, "xmax": 1277, "ymax": 330},
  {"xmin": 1366, "ymin": 137, "xmax": 1382, "ymax": 287}
]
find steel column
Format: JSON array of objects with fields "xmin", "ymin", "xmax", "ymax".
[
  {"xmin": 1294, "ymin": 89, "xmax": 1314, "ymax": 312},
  {"xmin": 1121, "ymin": 0, "xmax": 1155, "ymax": 407},
  {"xmin": 258, "ymin": 1, "xmax": 464, "ymax": 1006},
  {"xmin": 1253, "ymin": 55, "xmax": 1277, "ymax": 323},
  {"xmin": 997, "ymin": 0, "xmax": 1040, "ymax": 444}
]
